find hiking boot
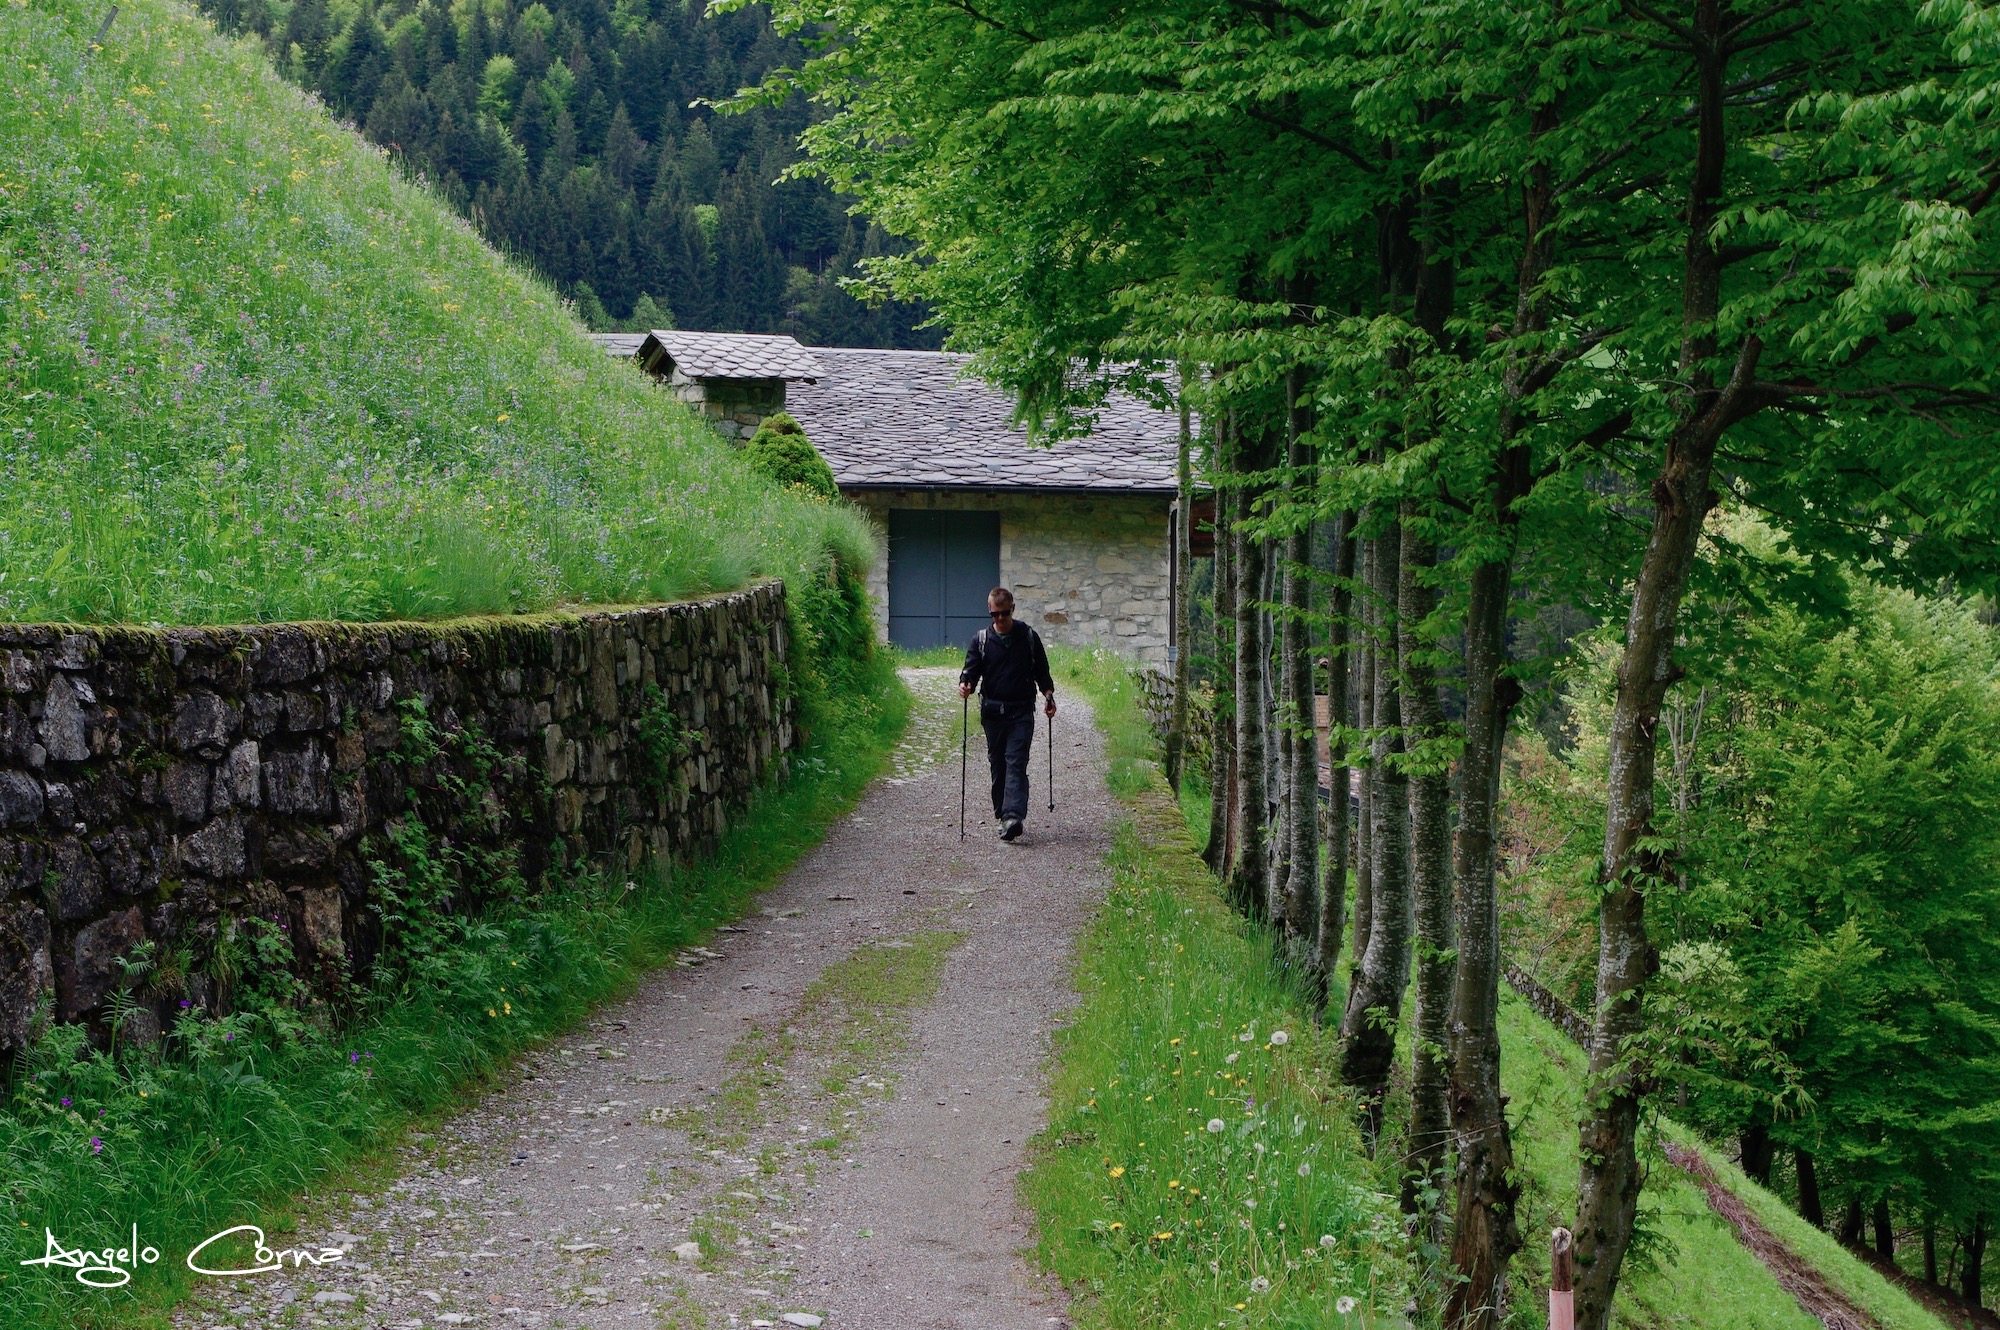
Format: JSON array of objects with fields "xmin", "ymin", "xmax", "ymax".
[{"xmin": 1001, "ymin": 818, "xmax": 1024, "ymax": 842}]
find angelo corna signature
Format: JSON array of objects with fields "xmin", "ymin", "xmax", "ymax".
[{"xmin": 20, "ymin": 1224, "xmax": 344, "ymax": 1288}]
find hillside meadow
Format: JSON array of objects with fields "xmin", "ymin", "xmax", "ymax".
[{"xmin": 0, "ymin": 0, "xmax": 869, "ymax": 627}]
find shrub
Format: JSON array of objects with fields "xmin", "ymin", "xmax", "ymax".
[{"xmin": 742, "ymin": 412, "xmax": 840, "ymax": 501}]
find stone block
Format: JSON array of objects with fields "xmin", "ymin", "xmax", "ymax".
[
  {"xmin": 297, "ymin": 886, "xmax": 343, "ymax": 960},
  {"xmin": 0, "ymin": 770, "xmax": 42, "ymax": 826},
  {"xmin": 255, "ymin": 630, "xmax": 318, "ymax": 686},
  {"xmin": 0, "ymin": 900, "xmax": 53, "ymax": 1050},
  {"xmin": 246, "ymin": 691, "xmax": 286, "ymax": 739},
  {"xmin": 93, "ymin": 826, "xmax": 158, "ymax": 897},
  {"xmin": 266, "ymin": 825, "xmax": 335, "ymax": 871},
  {"xmin": 171, "ymin": 689, "xmax": 241, "ymax": 758},
  {"xmin": 62, "ymin": 906, "xmax": 144, "ymax": 1019},
  {"xmin": 262, "ymin": 743, "xmax": 331, "ymax": 816},
  {"xmin": 181, "ymin": 816, "xmax": 248, "ymax": 880},
  {"xmin": 282, "ymin": 688, "xmax": 328, "ymax": 732},
  {"xmin": 2, "ymin": 651, "xmax": 38, "ymax": 693},
  {"xmin": 163, "ymin": 760, "xmax": 210, "ymax": 823},
  {"xmin": 40, "ymin": 675, "xmax": 90, "ymax": 763},
  {"xmin": 218, "ymin": 740, "xmax": 260, "ymax": 807},
  {"xmin": 51, "ymin": 836, "xmax": 105, "ymax": 922}
]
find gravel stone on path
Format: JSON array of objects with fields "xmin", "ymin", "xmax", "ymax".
[{"xmin": 168, "ymin": 668, "xmax": 1113, "ymax": 1330}]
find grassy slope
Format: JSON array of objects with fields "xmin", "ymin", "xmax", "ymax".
[
  {"xmin": 1498, "ymin": 991, "xmax": 1949, "ymax": 1330},
  {"xmin": 0, "ymin": 0, "xmax": 870, "ymax": 624},
  {"xmin": 1104, "ymin": 676, "xmax": 1944, "ymax": 1328},
  {"xmin": 0, "ymin": 658, "xmax": 911, "ymax": 1330}
]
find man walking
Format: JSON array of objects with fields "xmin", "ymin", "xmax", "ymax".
[{"xmin": 959, "ymin": 587, "xmax": 1057, "ymax": 842}]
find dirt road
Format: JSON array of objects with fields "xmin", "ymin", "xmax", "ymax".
[{"xmin": 172, "ymin": 668, "xmax": 1113, "ymax": 1330}]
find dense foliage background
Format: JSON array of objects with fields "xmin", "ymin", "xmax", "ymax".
[{"xmin": 191, "ymin": 0, "xmax": 940, "ymax": 346}]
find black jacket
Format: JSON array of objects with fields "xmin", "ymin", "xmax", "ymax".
[{"xmin": 960, "ymin": 623, "xmax": 1054, "ymax": 705}]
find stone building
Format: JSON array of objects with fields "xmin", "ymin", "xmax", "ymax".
[
  {"xmin": 593, "ymin": 332, "xmax": 1189, "ymax": 662},
  {"xmin": 594, "ymin": 330, "xmax": 827, "ymax": 441}
]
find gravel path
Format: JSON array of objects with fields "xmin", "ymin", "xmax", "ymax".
[{"xmin": 171, "ymin": 668, "xmax": 1114, "ymax": 1330}]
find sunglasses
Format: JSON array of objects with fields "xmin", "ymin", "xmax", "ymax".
[{"xmin": 988, "ymin": 607, "xmax": 1013, "ymax": 617}]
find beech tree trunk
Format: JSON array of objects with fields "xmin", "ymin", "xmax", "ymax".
[
  {"xmin": 1840, "ymin": 1198, "xmax": 1865, "ymax": 1248},
  {"xmin": 1443, "ymin": 542, "xmax": 1526, "ymax": 1327},
  {"xmin": 1401, "ymin": 509, "xmax": 1452, "ymax": 1213},
  {"xmin": 1314, "ymin": 513, "xmax": 1355, "ymax": 1010},
  {"xmin": 1340, "ymin": 509, "xmax": 1409, "ymax": 1139},
  {"xmin": 1350, "ymin": 533, "xmax": 1376, "ymax": 976},
  {"xmin": 1573, "ymin": 12, "xmax": 1761, "ymax": 1323},
  {"xmin": 1280, "ymin": 366, "xmax": 1319, "ymax": 943},
  {"xmin": 1797, "ymin": 1150, "xmax": 1824, "ymax": 1229},
  {"xmin": 1874, "ymin": 1199, "xmax": 1895, "ymax": 1259},
  {"xmin": 1740, "ymin": 1120, "xmax": 1774, "ymax": 1187},
  {"xmin": 1966, "ymin": 1215, "xmax": 1987, "ymax": 1311},
  {"xmin": 1925, "ymin": 1221, "xmax": 1939, "ymax": 1286},
  {"xmin": 1273, "ymin": 551, "xmax": 1295, "ymax": 924},
  {"xmin": 1166, "ymin": 383, "xmax": 1193, "ymax": 792},
  {"xmin": 1204, "ymin": 476, "xmax": 1237, "ymax": 878},
  {"xmin": 1230, "ymin": 434, "xmax": 1274, "ymax": 920}
]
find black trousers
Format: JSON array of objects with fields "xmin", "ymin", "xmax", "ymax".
[{"xmin": 980, "ymin": 699, "xmax": 1037, "ymax": 821}]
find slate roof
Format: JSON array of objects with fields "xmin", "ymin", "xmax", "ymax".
[
  {"xmin": 785, "ymin": 349, "xmax": 1180, "ymax": 494},
  {"xmin": 585, "ymin": 332, "xmax": 650, "ymax": 360},
  {"xmin": 637, "ymin": 330, "xmax": 825, "ymax": 382}
]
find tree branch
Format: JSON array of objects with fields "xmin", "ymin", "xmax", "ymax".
[
  {"xmin": 933, "ymin": 0, "xmax": 1039, "ymax": 43},
  {"xmin": 1242, "ymin": 107, "xmax": 1378, "ymax": 174}
]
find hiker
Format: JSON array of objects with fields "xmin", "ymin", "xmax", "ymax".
[{"xmin": 958, "ymin": 586, "xmax": 1056, "ymax": 842}]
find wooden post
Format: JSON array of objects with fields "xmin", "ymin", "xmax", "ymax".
[{"xmin": 1550, "ymin": 1227, "xmax": 1575, "ymax": 1330}]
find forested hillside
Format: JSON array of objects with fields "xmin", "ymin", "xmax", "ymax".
[{"xmin": 191, "ymin": 0, "xmax": 940, "ymax": 346}]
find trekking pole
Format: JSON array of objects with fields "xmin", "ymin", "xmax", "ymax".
[
  {"xmin": 960, "ymin": 692, "xmax": 969, "ymax": 841},
  {"xmin": 1047, "ymin": 702, "xmax": 1056, "ymax": 812}
]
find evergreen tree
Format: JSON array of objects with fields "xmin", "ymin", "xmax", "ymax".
[{"xmin": 193, "ymin": 0, "xmax": 939, "ymax": 346}]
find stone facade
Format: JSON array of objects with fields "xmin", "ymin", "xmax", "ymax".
[
  {"xmin": 0, "ymin": 585, "xmax": 795, "ymax": 1053},
  {"xmin": 849, "ymin": 489, "xmax": 1173, "ymax": 663},
  {"xmin": 664, "ymin": 373, "xmax": 787, "ymax": 441}
]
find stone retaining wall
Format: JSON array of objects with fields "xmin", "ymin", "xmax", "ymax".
[{"xmin": 0, "ymin": 584, "xmax": 795, "ymax": 1052}]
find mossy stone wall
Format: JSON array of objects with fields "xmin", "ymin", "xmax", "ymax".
[{"xmin": 0, "ymin": 583, "xmax": 794, "ymax": 1051}]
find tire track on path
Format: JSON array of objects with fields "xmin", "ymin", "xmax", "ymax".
[{"xmin": 171, "ymin": 666, "xmax": 1113, "ymax": 1330}]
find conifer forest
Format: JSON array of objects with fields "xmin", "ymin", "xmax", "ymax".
[{"xmin": 194, "ymin": 0, "xmax": 941, "ymax": 343}]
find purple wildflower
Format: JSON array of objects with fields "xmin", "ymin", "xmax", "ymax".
[
  {"xmin": 350, "ymin": 1052, "xmax": 361, "ymax": 1064},
  {"xmin": 60, "ymin": 1097, "xmax": 71, "ymax": 1108},
  {"xmin": 179, "ymin": 999, "xmax": 192, "ymax": 1009},
  {"xmin": 90, "ymin": 1137, "xmax": 103, "ymax": 1154}
]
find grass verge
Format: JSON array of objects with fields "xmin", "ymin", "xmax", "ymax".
[
  {"xmin": 0, "ymin": 656, "xmax": 912, "ymax": 1330},
  {"xmin": 1024, "ymin": 650, "xmax": 1414, "ymax": 1328}
]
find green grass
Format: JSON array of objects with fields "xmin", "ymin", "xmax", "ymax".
[
  {"xmin": 1658, "ymin": 1129, "xmax": 1954, "ymax": 1330},
  {"xmin": 1026, "ymin": 649, "xmax": 1415, "ymax": 1328},
  {"xmin": 1042, "ymin": 651, "xmax": 1947, "ymax": 1330},
  {"xmin": 1496, "ymin": 992, "xmax": 1823, "ymax": 1330},
  {"xmin": 0, "ymin": 0, "xmax": 871, "ymax": 623},
  {"xmin": 0, "ymin": 654, "xmax": 912, "ymax": 1330},
  {"xmin": 885, "ymin": 644, "xmax": 966, "ymax": 668}
]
